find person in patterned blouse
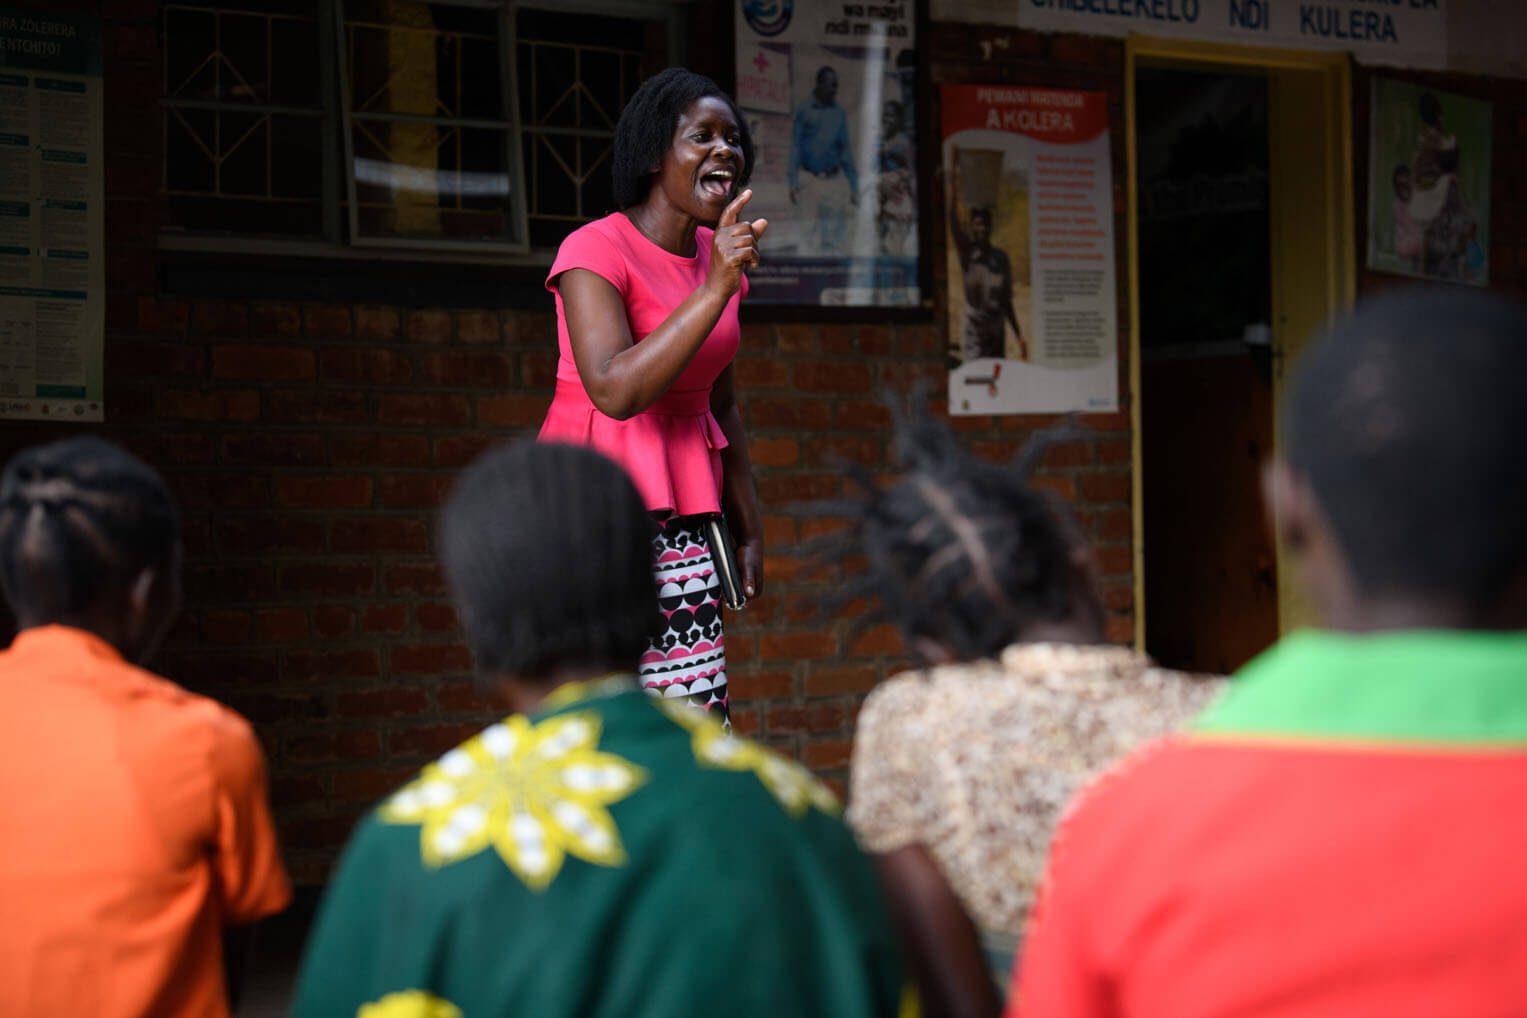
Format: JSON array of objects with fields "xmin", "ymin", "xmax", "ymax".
[
  {"xmin": 291, "ymin": 441, "xmax": 902, "ymax": 1018},
  {"xmin": 816, "ymin": 405, "xmax": 1220, "ymax": 1018}
]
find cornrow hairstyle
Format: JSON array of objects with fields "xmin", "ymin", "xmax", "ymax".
[
  {"xmin": 1285, "ymin": 289, "xmax": 1527, "ymax": 613},
  {"xmin": 610, "ymin": 67, "xmax": 755, "ymax": 210},
  {"xmin": 0, "ymin": 437, "xmax": 179, "ymax": 624},
  {"xmin": 803, "ymin": 396, "xmax": 1089, "ymax": 663},
  {"xmin": 438, "ymin": 441, "xmax": 660, "ymax": 681}
]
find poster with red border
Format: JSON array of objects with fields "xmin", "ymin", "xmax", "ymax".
[{"xmin": 943, "ymin": 85, "xmax": 1117, "ymax": 415}]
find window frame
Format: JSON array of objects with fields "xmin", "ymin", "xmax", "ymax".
[
  {"xmin": 336, "ymin": 0, "xmax": 530, "ymax": 253},
  {"xmin": 157, "ymin": 0, "xmax": 688, "ymax": 265}
]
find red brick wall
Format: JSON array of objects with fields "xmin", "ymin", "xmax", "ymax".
[{"xmin": 25, "ymin": 3, "xmax": 1139, "ymax": 883}]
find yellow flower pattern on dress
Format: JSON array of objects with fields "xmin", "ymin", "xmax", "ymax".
[
  {"xmin": 356, "ymin": 989, "xmax": 461, "ymax": 1018},
  {"xmin": 659, "ymin": 702, "xmax": 840, "ymax": 817},
  {"xmin": 381, "ymin": 711, "xmax": 647, "ymax": 890}
]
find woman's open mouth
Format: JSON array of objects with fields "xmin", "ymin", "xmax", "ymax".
[{"xmin": 700, "ymin": 168, "xmax": 734, "ymax": 200}]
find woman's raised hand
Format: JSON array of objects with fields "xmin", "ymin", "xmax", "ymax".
[{"xmin": 708, "ymin": 188, "xmax": 769, "ymax": 296}]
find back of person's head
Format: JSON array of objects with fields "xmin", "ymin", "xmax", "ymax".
[
  {"xmin": 439, "ymin": 441, "xmax": 659, "ymax": 681},
  {"xmin": 610, "ymin": 67, "xmax": 755, "ymax": 210},
  {"xmin": 809, "ymin": 400, "xmax": 1098, "ymax": 662},
  {"xmin": 1284, "ymin": 290, "xmax": 1527, "ymax": 618},
  {"xmin": 0, "ymin": 437, "xmax": 180, "ymax": 653}
]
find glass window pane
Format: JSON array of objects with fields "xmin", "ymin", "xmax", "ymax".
[
  {"xmin": 165, "ymin": 108, "xmax": 216, "ymax": 193},
  {"xmin": 270, "ymin": 17, "xmax": 321, "ymax": 107},
  {"xmin": 342, "ymin": 1, "xmax": 523, "ymax": 248},
  {"xmin": 517, "ymin": 7, "xmax": 662, "ymax": 242},
  {"xmin": 162, "ymin": 3, "xmax": 326, "ymax": 238},
  {"xmin": 350, "ymin": 122, "xmax": 513, "ymax": 242},
  {"xmin": 164, "ymin": 8, "xmax": 217, "ymax": 100},
  {"xmin": 218, "ymin": 112, "xmax": 268, "ymax": 194},
  {"xmin": 270, "ymin": 116, "xmax": 324, "ymax": 200}
]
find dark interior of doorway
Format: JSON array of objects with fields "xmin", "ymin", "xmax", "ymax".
[{"xmin": 1137, "ymin": 66, "xmax": 1279, "ymax": 675}]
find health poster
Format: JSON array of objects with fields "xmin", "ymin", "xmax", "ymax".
[
  {"xmin": 943, "ymin": 85, "xmax": 1117, "ymax": 415},
  {"xmin": 0, "ymin": 9, "xmax": 103, "ymax": 422},
  {"xmin": 735, "ymin": 0, "xmax": 919, "ymax": 306}
]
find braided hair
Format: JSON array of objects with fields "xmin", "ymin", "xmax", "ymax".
[
  {"xmin": 806, "ymin": 400, "xmax": 1098, "ymax": 663},
  {"xmin": 439, "ymin": 441, "xmax": 660, "ymax": 681},
  {"xmin": 0, "ymin": 437, "xmax": 180, "ymax": 627},
  {"xmin": 610, "ymin": 67, "xmax": 755, "ymax": 210}
]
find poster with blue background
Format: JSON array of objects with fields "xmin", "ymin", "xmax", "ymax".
[{"xmin": 735, "ymin": 0, "xmax": 919, "ymax": 306}]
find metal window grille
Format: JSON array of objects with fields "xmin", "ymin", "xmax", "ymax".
[
  {"xmin": 161, "ymin": 1, "xmax": 334, "ymax": 238},
  {"xmin": 516, "ymin": 7, "xmax": 652, "ymax": 249},
  {"xmin": 161, "ymin": 0, "xmax": 678, "ymax": 254}
]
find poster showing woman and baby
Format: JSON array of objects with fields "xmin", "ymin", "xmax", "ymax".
[{"xmin": 1367, "ymin": 80, "xmax": 1491, "ymax": 286}]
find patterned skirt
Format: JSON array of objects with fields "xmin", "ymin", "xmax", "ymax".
[{"xmin": 640, "ymin": 515, "xmax": 729, "ymax": 724}]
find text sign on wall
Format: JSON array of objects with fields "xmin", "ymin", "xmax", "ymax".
[
  {"xmin": 0, "ymin": 8, "xmax": 103, "ymax": 422},
  {"xmin": 1018, "ymin": 0, "xmax": 1448, "ymax": 69}
]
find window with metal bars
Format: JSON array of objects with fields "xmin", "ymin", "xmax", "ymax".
[{"xmin": 160, "ymin": 0, "xmax": 673, "ymax": 256}]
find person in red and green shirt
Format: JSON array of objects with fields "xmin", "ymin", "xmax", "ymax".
[{"xmin": 1014, "ymin": 290, "xmax": 1527, "ymax": 1017}]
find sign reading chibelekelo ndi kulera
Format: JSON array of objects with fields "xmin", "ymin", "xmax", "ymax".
[
  {"xmin": 1015, "ymin": 0, "xmax": 1447, "ymax": 69},
  {"xmin": 0, "ymin": 8, "xmax": 103, "ymax": 422}
]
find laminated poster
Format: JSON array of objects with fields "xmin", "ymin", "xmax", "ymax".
[
  {"xmin": 943, "ymin": 85, "xmax": 1118, "ymax": 416},
  {"xmin": 1366, "ymin": 77, "xmax": 1490, "ymax": 287},
  {"xmin": 735, "ymin": 0, "xmax": 919, "ymax": 306},
  {"xmin": 0, "ymin": 8, "xmax": 103, "ymax": 422}
]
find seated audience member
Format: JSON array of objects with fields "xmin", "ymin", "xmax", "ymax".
[
  {"xmin": 0, "ymin": 437, "xmax": 290, "ymax": 1017},
  {"xmin": 826, "ymin": 409, "xmax": 1220, "ymax": 1018},
  {"xmin": 291, "ymin": 441, "xmax": 902, "ymax": 1018},
  {"xmin": 1015, "ymin": 290, "xmax": 1527, "ymax": 1016}
]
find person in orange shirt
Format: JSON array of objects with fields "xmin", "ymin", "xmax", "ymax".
[{"xmin": 0, "ymin": 437, "xmax": 290, "ymax": 1017}]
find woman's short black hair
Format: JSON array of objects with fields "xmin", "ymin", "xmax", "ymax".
[
  {"xmin": 0, "ymin": 436, "xmax": 179, "ymax": 624},
  {"xmin": 805, "ymin": 399, "xmax": 1091, "ymax": 663},
  {"xmin": 439, "ymin": 441, "xmax": 659, "ymax": 681},
  {"xmin": 611, "ymin": 67, "xmax": 755, "ymax": 210}
]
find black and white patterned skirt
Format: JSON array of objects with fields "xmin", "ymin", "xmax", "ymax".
[{"xmin": 640, "ymin": 515, "xmax": 729, "ymax": 724}]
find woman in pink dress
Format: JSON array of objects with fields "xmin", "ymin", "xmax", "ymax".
[{"xmin": 538, "ymin": 69, "xmax": 767, "ymax": 725}]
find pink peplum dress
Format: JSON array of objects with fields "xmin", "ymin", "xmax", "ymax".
[{"xmin": 538, "ymin": 211, "xmax": 746, "ymax": 721}]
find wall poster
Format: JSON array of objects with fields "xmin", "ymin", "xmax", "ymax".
[
  {"xmin": 943, "ymin": 85, "xmax": 1117, "ymax": 415},
  {"xmin": 1366, "ymin": 77, "xmax": 1490, "ymax": 286},
  {"xmin": 735, "ymin": 0, "xmax": 919, "ymax": 306},
  {"xmin": 0, "ymin": 8, "xmax": 103, "ymax": 422}
]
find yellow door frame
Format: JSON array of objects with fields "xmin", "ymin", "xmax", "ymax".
[{"xmin": 1125, "ymin": 36, "xmax": 1356, "ymax": 649}]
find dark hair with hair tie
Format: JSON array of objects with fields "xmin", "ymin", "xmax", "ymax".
[
  {"xmin": 0, "ymin": 437, "xmax": 179, "ymax": 624},
  {"xmin": 439, "ymin": 441, "xmax": 660, "ymax": 681},
  {"xmin": 803, "ymin": 396, "xmax": 1091, "ymax": 662},
  {"xmin": 610, "ymin": 67, "xmax": 755, "ymax": 210}
]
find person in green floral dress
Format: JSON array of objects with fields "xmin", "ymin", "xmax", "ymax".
[{"xmin": 290, "ymin": 442, "xmax": 902, "ymax": 1018}]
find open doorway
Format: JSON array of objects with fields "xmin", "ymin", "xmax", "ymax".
[
  {"xmin": 1136, "ymin": 68, "xmax": 1277, "ymax": 674},
  {"xmin": 1127, "ymin": 42, "xmax": 1354, "ymax": 673}
]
